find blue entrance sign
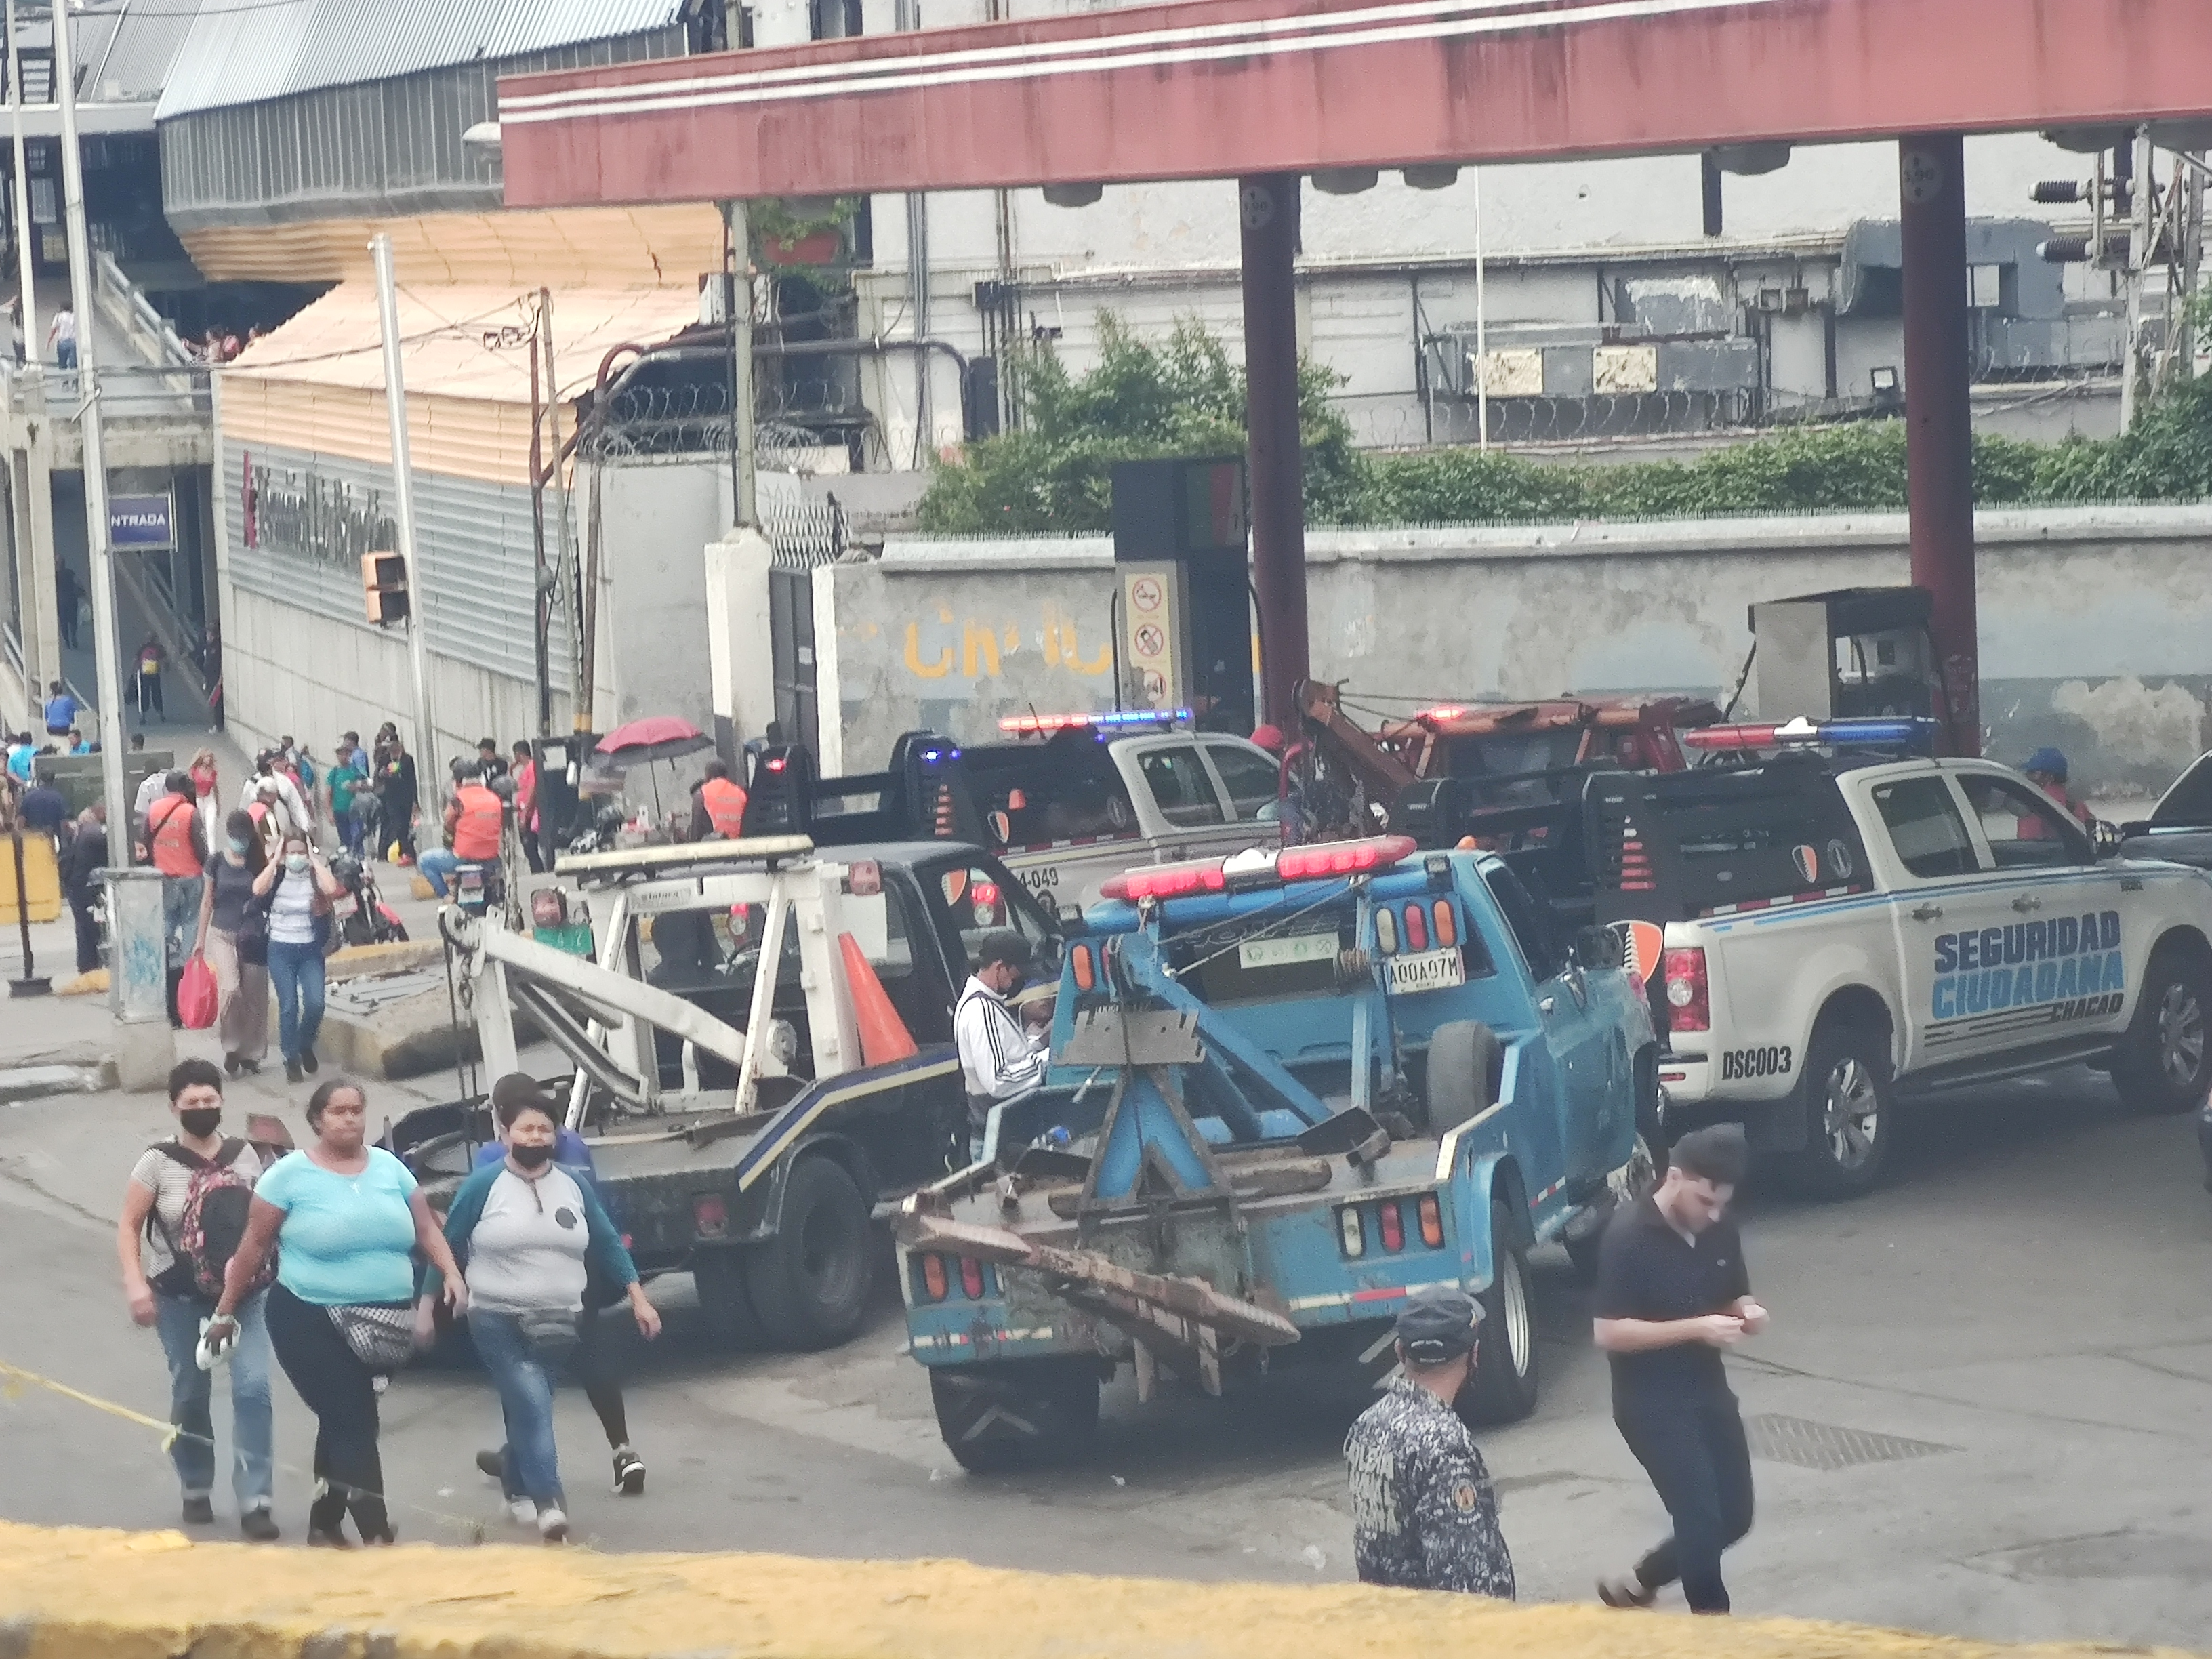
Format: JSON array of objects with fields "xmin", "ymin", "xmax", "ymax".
[{"xmin": 110, "ymin": 493, "xmax": 174, "ymax": 548}]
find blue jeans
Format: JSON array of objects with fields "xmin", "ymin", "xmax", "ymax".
[
  {"xmin": 155, "ymin": 1288, "xmax": 273, "ymax": 1509},
  {"xmin": 418, "ymin": 846, "xmax": 458, "ymax": 898},
  {"xmin": 160, "ymin": 875, "xmax": 204, "ymax": 970},
  {"xmin": 266, "ymin": 938, "xmax": 325, "ymax": 1063},
  {"xmin": 469, "ymin": 1309, "xmax": 571, "ymax": 1509}
]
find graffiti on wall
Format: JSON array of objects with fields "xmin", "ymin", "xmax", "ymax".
[{"xmin": 887, "ymin": 600, "xmax": 1114, "ymax": 682}]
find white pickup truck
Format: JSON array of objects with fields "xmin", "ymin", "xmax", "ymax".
[
  {"xmin": 794, "ymin": 724, "xmax": 1288, "ymax": 919},
  {"xmin": 1586, "ymin": 752, "xmax": 2212, "ymax": 1196}
]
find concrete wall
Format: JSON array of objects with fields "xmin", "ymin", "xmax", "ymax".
[
  {"xmin": 821, "ymin": 506, "xmax": 2212, "ymax": 800},
  {"xmin": 596, "ymin": 459, "xmax": 730, "ymax": 736}
]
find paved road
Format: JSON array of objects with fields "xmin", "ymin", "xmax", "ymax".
[{"xmin": 3, "ymin": 1063, "xmax": 2209, "ymax": 1646}]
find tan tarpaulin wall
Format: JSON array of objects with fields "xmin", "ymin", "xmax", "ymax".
[{"xmin": 220, "ymin": 281, "xmax": 711, "ymax": 486}]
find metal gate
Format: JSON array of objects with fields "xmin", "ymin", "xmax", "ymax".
[{"xmin": 767, "ymin": 565, "xmax": 819, "ymax": 762}]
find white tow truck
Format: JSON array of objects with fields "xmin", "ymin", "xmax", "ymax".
[
  {"xmin": 390, "ymin": 833, "xmax": 1061, "ymax": 1350},
  {"xmin": 1586, "ymin": 720, "xmax": 2212, "ymax": 1195}
]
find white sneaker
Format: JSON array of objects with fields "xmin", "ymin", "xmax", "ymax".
[
  {"xmin": 506, "ymin": 1498, "xmax": 538, "ymax": 1525},
  {"xmin": 537, "ymin": 1507, "xmax": 569, "ymax": 1544}
]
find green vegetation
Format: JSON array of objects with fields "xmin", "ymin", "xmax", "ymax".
[{"xmin": 914, "ymin": 317, "xmax": 2212, "ymax": 535}]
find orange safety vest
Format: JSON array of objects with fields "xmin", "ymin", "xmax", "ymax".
[
  {"xmin": 451, "ymin": 783, "xmax": 504, "ymax": 860},
  {"xmin": 148, "ymin": 796, "xmax": 199, "ymax": 878},
  {"xmin": 699, "ymin": 776, "xmax": 749, "ymax": 838}
]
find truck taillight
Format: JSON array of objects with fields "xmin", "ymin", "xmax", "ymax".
[
  {"xmin": 1431, "ymin": 901, "xmax": 1456, "ymax": 947},
  {"xmin": 1374, "ymin": 907, "xmax": 1398, "ymax": 954},
  {"xmin": 920, "ymin": 1254, "xmax": 949, "ymax": 1301},
  {"xmin": 1378, "ymin": 1201, "xmax": 1405, "ymax": 1252},
  {"xmin": 1337, "ymin": 1208, "xmax": 1364, "ymax": 1258},
  {"xmin": 1417, "ymin": 1193, "xmax": 1444, "ymax": 1248},
  {"xmin": 1071, "ymin": 943, "xmax": 1096, "ymax": 991},
  {"xmin": 693, "ymin": 1193, "xmax": 729, "ymax": 1238},
  {"xmin": 959, "ymin": 1257, "xmax": 985, "ymax": 1299},
  {"xmin": 1663, "ymin": 947, "xmax": 1711, "ymax": 1032},
  {"xmin": 1402, "ymin": 903, "xmax": 1429, "ymax": 952}
]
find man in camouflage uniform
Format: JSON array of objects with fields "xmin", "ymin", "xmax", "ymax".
[{"xmin": 1343, "ymin": 1287, "xmax": 1515, "ymax": 1598}]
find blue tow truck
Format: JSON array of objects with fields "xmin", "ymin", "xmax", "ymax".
[{"xmin": 895, "ymin": 832, "xmax": 1662, "ymax": 1470}]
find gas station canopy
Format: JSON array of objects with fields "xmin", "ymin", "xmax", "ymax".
[{"xmin": 499, "ymin": 0, "xmax": 2212, "ymax": 208}]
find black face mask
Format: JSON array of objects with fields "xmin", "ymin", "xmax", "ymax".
[
  {"xmin": 178, "ymin": 1107, "xmax": 222, "ymax": 1139},
  {"xmin": 510, "ymin": 1142, "xmax": 554, "ymax": 1170}
]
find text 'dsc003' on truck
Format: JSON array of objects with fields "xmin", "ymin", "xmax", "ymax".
[
  {"xmin": 1586, "ymin": 733, "xmax": 2212, "ymax": 1198},
  {"xmin": 895, "ymin": 834, "xmax": 1660, "ymax": 1472}
]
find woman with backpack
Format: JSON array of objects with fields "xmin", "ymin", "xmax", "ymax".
[
  {"xmin": 192, "ymin": 809, "xmax": 271, "ymax": 1076},
  {"xmin": 254, "ymin": 832, "xmax": 342, "ymax": 1084},
  {"xmin": 210, "ymin": 1078, "xmax": 466, "ymax": 1547},
  {"xmin": 115, "ymin": 1059, "xmax": 279, "ymax": 1541}
]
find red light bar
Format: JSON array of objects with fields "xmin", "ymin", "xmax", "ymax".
[
  {"xmin": 1099, "ymin": 857, "xmax": 1229, "ymax": 902},
  {"xmin": 1276, "ymin": 836, "xmax": 1416, "ymax": 883},
  {"xmin": 1681, "ymin": 722, "xmax": 1782, "ymax": 751},
  {"xmin": 1418, "ymin": 705, "xmax": 1467, "ymax": 723}
]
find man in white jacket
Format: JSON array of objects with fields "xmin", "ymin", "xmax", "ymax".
[{"xmin": 952, "ymin": 932, "xmax": 1046, "ymax": 1164}]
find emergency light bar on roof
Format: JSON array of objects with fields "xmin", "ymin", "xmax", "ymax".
[
  {"xmin": 1099, "ymin": 834, "xmax": 1416, "ymax": 902},
  {"xmin": 998, "ymin": 708, "xmax": 1192, "ymax": 736},
  {"xmin": 1682, "ymin": 716, "xmax": 1938, "ymax": 754},
  {"xmin": 554, "ymin": 834, "xmax": 816, "ymax": 879}
]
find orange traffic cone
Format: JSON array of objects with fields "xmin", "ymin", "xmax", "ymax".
[{"xmin": 840, "ymin": 933, "xmax": 918, "ymax": 1065}]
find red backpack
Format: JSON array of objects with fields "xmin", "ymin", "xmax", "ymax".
[{"xmin": 152, "ymin": 1141, "xmax": 273, "ymax": 1301}]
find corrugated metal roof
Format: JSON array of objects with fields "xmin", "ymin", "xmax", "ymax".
[
  {"xmin": 83, "ymin": 0, "xmax": 210, "ymax": 104},
  {"xmin": 155, "ymin": 0, "xmax": 687, "ymax": 123}
]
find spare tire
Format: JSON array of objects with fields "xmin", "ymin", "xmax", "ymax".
[{"xmin": 1426, "ymin": 1021, "xmax": 1502, "ymax": 1135}]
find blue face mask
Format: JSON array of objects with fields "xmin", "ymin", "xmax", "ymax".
[{"xmin": 228, "ymin": 836, "xmax": 251, "ymax": 855}]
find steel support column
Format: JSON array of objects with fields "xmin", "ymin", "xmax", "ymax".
[
  {"xmin": 1239, "ymin": 174, "xmax": 1307, "ymax": 728},
  {"xmin": 1898, "ymin": 134, "xmax": 1978, "ymax": 756}
]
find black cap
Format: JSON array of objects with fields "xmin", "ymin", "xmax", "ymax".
[
  {"xmin": 1395, "ymin": 1286, "xmax": 1482, "ymax": 1363},
  {"xmin": 974, "ymin": 930, "xmax": 1034, "ymax": 972}
]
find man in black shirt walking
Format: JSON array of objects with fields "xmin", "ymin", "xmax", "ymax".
[{"xmin": 1591, "ymin": 1124, "xmax": 1767, "ymax": 1614}]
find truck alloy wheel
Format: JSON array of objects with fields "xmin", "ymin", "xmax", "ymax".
[
  {"xmin": 1461, "ymin": 1201, "xmax": 1538, "ymax": 1425},
  {"xmin": 1784, "ymin": 1021, "xmax": 1893, "ymax": 1198},
  {"xmin": 2116, "ymin": 947, "xmax": 2212, "ymax": 1115},
  {"xmin": 930, "ymin": 1358, "xmax": 1101, "ymax": 1473}
]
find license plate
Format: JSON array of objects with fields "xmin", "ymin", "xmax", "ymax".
[
  {"xmin": 1387, "ymin": 947, "xmax": 1465, "ymax": 995},
  {"xmin": 1238, "ymin": 933, "xmax": 1338, "ymax": 972}
]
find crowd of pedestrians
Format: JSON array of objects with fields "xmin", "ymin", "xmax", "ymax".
[{"xmin": 114, "ymin": 1065, "xmax": 655, "ymax": 1547}]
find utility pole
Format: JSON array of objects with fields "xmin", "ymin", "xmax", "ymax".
[
  {"xmin": 5, "ymin": 0, "xmax": 36, "ymax": 386},
  {"xmin": 722, "ymin": 199, "xmax": 757, "ymax": 529},
  {"xmin": 52, "ymin": 0, "xmax": 128, "ymax": 845},
  {"xmin": 370, "ymin": 232, "xmax": 438, "ymax": 769},
  {"xmin": 2122, "ymin": 126, "xmax": 2155, "ymax": 428},
  {"xmin": 1473, "ymin": 165, "xmax": 1489, "ymax": 452}
]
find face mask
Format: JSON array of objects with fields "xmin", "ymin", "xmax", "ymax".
[
  {"xmin": 285, "ymin": 853, "xmax": 310, "ymax": 872},
  {"xmin": 228, "ymin": 836, "xmax": 251, "ymax": 855},
  {"xmin": 178, "ymin": 1107, "xmax": 222, "ymax": 1139},
  {"xmin": 510, "ymin": 1142, "xmax": 554, "ymax": 1170}
]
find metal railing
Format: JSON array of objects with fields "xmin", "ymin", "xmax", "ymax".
[
  {"xmin": 4, "ymin": 361, "xmax": 212, "ymax": 422},
  {"xmin": 94, "ymin": 249, "xmax": 196, "ymax": 369}
]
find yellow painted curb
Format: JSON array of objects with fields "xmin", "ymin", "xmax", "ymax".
[
  {"xmin": 325, "ymin": 939, "xmax": 445, "ymax": 980},
  {"xmin": 0, "ymin": 1523, "xmax": 2194, "ymax": 1659}
]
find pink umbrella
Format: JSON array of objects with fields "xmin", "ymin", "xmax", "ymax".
[{"xmin": 596, "ymin": 718, "xmax": 714, "ymax": 821}]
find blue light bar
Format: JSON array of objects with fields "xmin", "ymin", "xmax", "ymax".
[
  {"xmin": 1812, "ymin": 717, "xmax": 1938, "ymax": 750},
  {"xmin": 998, "ymin": 708, "xmax": 1192, "ymax": 735}
]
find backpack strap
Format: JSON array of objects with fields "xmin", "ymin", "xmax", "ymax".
[
  {"xmin": 213, "ymin": 1139, "xmax": 245, "ymax": 1170},
  {"xmin": 155, "ymin": 1140, "xmax": 215, "ymax": 1173}
]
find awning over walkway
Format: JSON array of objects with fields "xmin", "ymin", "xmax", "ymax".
[
  {"xmin": 219, "ymin": 281, "xmax": 706, "ymax": 485},
  {"xmin": 497, "ymin": 0, "xmax": 2212, "ymax": 208}
]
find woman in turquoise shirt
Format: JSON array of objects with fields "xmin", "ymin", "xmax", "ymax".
[{"xmin": 212, "ymin": 1078, "xmax": 465, "ymax": 1547}]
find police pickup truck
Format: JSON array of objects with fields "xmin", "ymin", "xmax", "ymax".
[
  {"xmin": 1587, "ymin": 719, "xmax": 2212, "ymax": 1197},
  {"xmin": 751, "ymin": 715, "xmax": 1286, "ymax": 918}
]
